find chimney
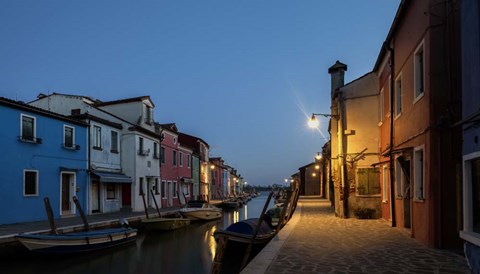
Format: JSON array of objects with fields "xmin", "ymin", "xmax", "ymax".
[{"xmin": 328, "ymin": 60, "xmax": 348, "ymax": 97}]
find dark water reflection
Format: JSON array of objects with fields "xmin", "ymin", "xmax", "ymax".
[{"xmin": 1, "ymin": 192, "xmax": 273, "ymax": 274}]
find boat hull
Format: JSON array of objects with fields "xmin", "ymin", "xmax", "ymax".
[
  {"xmin": 15, "ymin": 227, "xmax": 137, "ymax": 254},
  {"xmin": 213, "ymin": 218, "xmax": 276, "ymax": 274},
  {"xmin": 141, "ymin": 217, "xmax": 191, "ymax": 231},
  {"xmin": 179, "ymin": 208, "xmax": 222, "ymax": 221}
]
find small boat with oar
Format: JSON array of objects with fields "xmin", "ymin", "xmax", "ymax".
[
  {"xmin": 15, "ymin": 196, "xmax": 137, "ymax": 254},
  {"xmin": 140, "ymin": 190, "xmax": 190, "ymax": 231}
]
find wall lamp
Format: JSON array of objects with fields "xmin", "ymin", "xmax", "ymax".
[{"xmin": 308, "ymin": 113, "xmax": 338, "ymax": 128}]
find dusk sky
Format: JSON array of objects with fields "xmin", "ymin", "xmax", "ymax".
[{"xmin": 0, "ymin": 1, "xmax": 400, "ymax": 186}]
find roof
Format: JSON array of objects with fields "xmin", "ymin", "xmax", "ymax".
[
  {"xmin": 95, "ymin": 95, "xmax": 154, "ymax": 108},
  {"xmin": 373, "ymin": 0, "xmax": 407, "ymax": 72},
  {"xmin": 72, "ymin": 113, "xmax": 123, "ymax": 129},
  {"xmin": 159, "ymin": 123, "xmax": 178, "ymax": 133},
  {"xmin": 28, "ymin": 92, "xmax": 98, "ymax": 105},
  {"xmin": 178, "ymin": 132, "xmax": 210, "ymax": 148},
  {"xmin": 0, "ymin": 97, "xmax": 88, "ymax": 127}
]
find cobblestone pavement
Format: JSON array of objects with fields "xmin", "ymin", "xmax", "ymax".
[{"xmin": 265, "ymin": 198, "xmax": 470, "ymax": 274}]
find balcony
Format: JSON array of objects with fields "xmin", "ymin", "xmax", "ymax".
[{"xmin": 138, "ymin": 149, "xmax": 150, "ymax": 156}]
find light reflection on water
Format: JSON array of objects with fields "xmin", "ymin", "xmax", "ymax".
[{"xmin": 1, "ymin": 192, "xmax": 273, "ymax": 274}]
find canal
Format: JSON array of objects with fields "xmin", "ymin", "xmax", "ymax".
[{"xmin": 1, "ymin": 192, "xmax": 274, "ymax": 274}]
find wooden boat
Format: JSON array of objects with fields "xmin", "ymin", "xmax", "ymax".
[
  {"xmin": 140, "ymin": 190, "xmax": 191, "ymax": 231},
  {"xmin": 212, "ymin": 217, "xmax": 276, "ymax": 273},
  {"xmin": 211, "ymin": 192, "xmax": 276, "ymax": 274},
  {"xmin": 16, "ymin": 227, "xmax": 137, "ymax": 254},
  {"xmin": 179, "ymin": 200, "xmax": 222, "ymax": 221},
  {"xmin": 142, "ymin": 217, "xmax": 190, "ymax": 231},
  {"xmin": 15, "ymin": 196, "xmax": 137, "ymax": 254}
]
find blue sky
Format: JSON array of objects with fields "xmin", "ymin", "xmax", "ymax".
[{"xmin": 0, "ymin": 0, "xmax": 400, "ymax": 186}]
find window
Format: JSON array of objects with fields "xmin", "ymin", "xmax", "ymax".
[
  {"xmin": 145, "ymin": 106, "xmax": 153, "ymax": 125},
  {"xmin": 470, "ymin": 157, "xmax": 480, "ymax": 233},
  {"xmin": 395, "ymin": 75, "xmax": 402, "ymax": 117},
  {"xmin": 179, "ymin": 152, "xmax": 183, "ymax": 167},
  {"xmin": 161, "ymin": 181, "xmax": 166, "ymax": 198},
  {"xmin": 64, "ymin": 125, "xmax": 74, "ymax": 148},
  {"xmin": 356, "ymin": 168, "xmax": 380, "ymax": 195},
  {"xmin": 106, "ymin": 184, "xmax": 116, "ymax": 199},
  {"xmin": 395, "ymin": 159, "xmax": 403, "ymax": 198},
  {"xmin": 173, "ymin": 150, "xmax": 177, "ymax": 166},
  {"xmin": 462, "ymin": 153, "xmax": 480, "ymax": 238},
  {"xmin": 183, "ymin": 185, "xmax": 189, "ymax": 196},
  {"xmin": 155, "ymin": 178, "xmax": 160, "ymax": 194},
  {"xmin": 379, "ymin": 88, "xmax": 384, "ymax": 123},
  {"xmin": 139, "ymin": 177, "xmax": 144, "ymax": 195},
  {"xmin": 414, "ymin": 147, "xmax": 425, "ymax": 200},
  {"xmin": 138, "ymin": 137, "xmax": 148, "ymax": 155},
  {"xmin": 187, "ymin": 155, "xmax": 191, "ymax": 168},
  {"xmin": 414, "ymin": 42, "xmax": 425, "ymax": 101},
  {"xmin": 382, "ymin": 166, "xmax": 389, "ymax": 202},
  {"xmin": 173, "ymin": 181, "xmax": 178, "ymax": 197},
  {"xmin": 93, "ymin": 126, "xmax": 102, "ymax": 149},
  {"xmin": 161, "ymin": 147, "xmax": 166, "ymax": 164},
  {"xmin": 111, "ymin": 131, "xmax": 118, "ymax": 153},
  {"xmin": 153, "ymin": 143, "xmax": 159, "ymax": 159},
  {"xmin": 21, "ymin": 114, "xmax": 35, "ymax": 141},
  {"xmin": 24, "ymin": 170, "xmax": 38, "ymax": 196}
]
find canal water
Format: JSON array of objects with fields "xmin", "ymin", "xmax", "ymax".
[{"xmin": 1, "ymin": 192, "xmax": 274, "ymax": 274}]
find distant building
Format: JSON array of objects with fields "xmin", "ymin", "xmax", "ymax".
[
  {"xmin": 210, "ymin": 157, "xmax": 225, "ymax": 199},
  {"xmin": 298, "ymin": 162, "xmax": 321, "ymax": 195},
  {"xmin": 0, "ymin": 97, "xmax": 87, "ymax": 224}
]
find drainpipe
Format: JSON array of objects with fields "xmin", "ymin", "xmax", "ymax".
[
  {"xmin": 385, "ymin": 41, "xmax": 397, "ymax": 227},
  {"xmin": 338, "ymin": 91, "xmax": 349, "ymax": 218}
]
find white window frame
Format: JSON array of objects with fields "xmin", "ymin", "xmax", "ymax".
[
  {"xmin": 173, "ymin": 150, "xmax": 177, "ymax": 166},
  {"xmin": 394, "ymin": 73, "xmax": 402, "ymax": 118},
  {"xmin": 382, "ymin": 165, "xmax": 389, "ymax": 202},
  {"xmin": 460, "ymin": 151, "xmax": 480, "ymax": 246},
  {"xmin": 20, "ymin": 114, "xmax": 36, "ymax": 141},
  {"xmin": 93, "ymin": 125, "xmax": 102, "ymax": 149},
  {"xmin": 413, "ymin": 145, "xmax": 425, "ymax": 201},
  {"xmin": 379, "ymin": 88, "xmax": 384, "ymax": 124},
  {"xmin": 413, "ymin": 40, "xmax": 425, "ymax": 103},
  {"xmin": 179, "ymin": 152, "xmax": 183, "ymax": 167},
  {"xmin": 63, "ymin": 125, "xmax": 75, "ymax": 148},
  {"xmin": 23, "ymin": 169, "xmax": 39, "ymax": 197},
  {"xmin": 161, "ymin": 180, "xmax": 167, "ymax": 199}
]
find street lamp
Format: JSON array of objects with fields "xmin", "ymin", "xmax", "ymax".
[
  {"xmin": 315, "ymin": 152, "xmax": 322, "ymax": 161},
  {"xmin": 308, "ymin": 113, "xmax": 339, "ymax": 128}
]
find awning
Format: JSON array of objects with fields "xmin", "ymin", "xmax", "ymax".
[
  {"xmin": 91, "ymin": 171, "xmax": 132, "ymax": 184},
  {"xmin": 180, "ymin": 177, "xmax": 194, "ymax": 184}
]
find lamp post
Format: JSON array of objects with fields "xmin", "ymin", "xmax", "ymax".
[{"xmin": 308, "ymin": 113, "xmax": 338, "ymax": 128}]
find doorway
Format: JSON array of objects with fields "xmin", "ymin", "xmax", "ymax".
[
  {"xmin": 91, "ymin": 180, "xmax": 100, "ymax": 213},
  {"xmin": 61, "ymin": 172, "xmax": 75, "ymax": 216}
]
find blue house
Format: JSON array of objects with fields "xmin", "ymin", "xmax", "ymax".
[
  {"xmin": 0, "ymin": 97, "xmax": 88, "ymax": 225},
  {"xmin": 460, "ymin": 0, "xmax": 480, "ymax": 272}
]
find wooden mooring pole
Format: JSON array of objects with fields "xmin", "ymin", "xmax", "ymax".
[
  {"xmin": 73, "ymin": 196, "xmax": 89, "ymax": 231},
  {"xmin": 43, "ymin": 197, "xmax": 58, "ymax": 235}
]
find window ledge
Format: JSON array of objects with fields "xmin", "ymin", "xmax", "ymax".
[
  {"xmin": 378, "ymin": 121, "xmax": 383, "ymax": 127},
  {"xmin": 413, "ymin": 198, "xmax": 425, "ymax": 203},
  {"xmin": 396, "ymin": 196, "xmax": 403, "ymax": 200},
  {"xmin": 93, "ymin": 146, "xmax": 103, "ymax": 151},
  {"xmin": 355, "ymin": 194, "xmax": 381, "ymax": 198},
  {"xmin": 413, "ymin": 92, "xmax": 425, "ymax": 104},
  {"xmin": 110, "ymin": 150, "xmax": 119, "ymax": 154},
  {"xmin": 460, "ymin": 231, "xmax": 480, "ymax": 247},
  {"xmin": 382, "ymin": 200, "xmax": 389, "ymax": 204},
  {"xmin": 19, "ymin": 137, "xmax": 42, "ymax": 144},
  {"xmin": 394, "ymin": 112, "xmax": 402, "ymax": 120}
]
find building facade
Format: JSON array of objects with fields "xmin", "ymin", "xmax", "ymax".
[
  {"xmin": 374, "ymin": 0, "xmax": 462, "ymax": 248},
  {"xmin": 0, "ymin": 97, "xmax": 88, "ymax": 224}
]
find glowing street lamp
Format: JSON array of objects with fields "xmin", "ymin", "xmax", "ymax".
[
  {"xmin": 315, "ymin": 152, "xmax": 322, "ymax": 161},
  {"xmin": 308, "ymin": 113, "xmax": 338, "ymax": 128}
]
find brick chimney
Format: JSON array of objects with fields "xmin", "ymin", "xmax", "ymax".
[{"xmin": 328, "ymin": 60, "xmax": 348, "ymax": 97}]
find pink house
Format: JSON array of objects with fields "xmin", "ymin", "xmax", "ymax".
[
  {"xmin": 156, "ymin": 123, "xmax": 183, "ymax": 208},
  {"xmin": 210, "ymin": 157, "xmax": 224, "ymax": 199}
]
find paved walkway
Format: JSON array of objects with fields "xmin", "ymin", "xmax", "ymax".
[{"xmin": 243, "ymin": 197, "xmax": 471, "ymax": 274}]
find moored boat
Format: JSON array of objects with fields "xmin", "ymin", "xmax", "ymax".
[
  {"xmin": 16, "ymin": 227, "xmax": 137, "ymax": 254},
  {"xmin": 15, "ymin": 196, "xmax": 137, "ymax": 254},
  {"xmin": 141, "ymin": 217, "xmax": 191, "ymax": 231},
  {"xmin": 179, "ymin": 200, "xmax": 222, "ymax": 221}
]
